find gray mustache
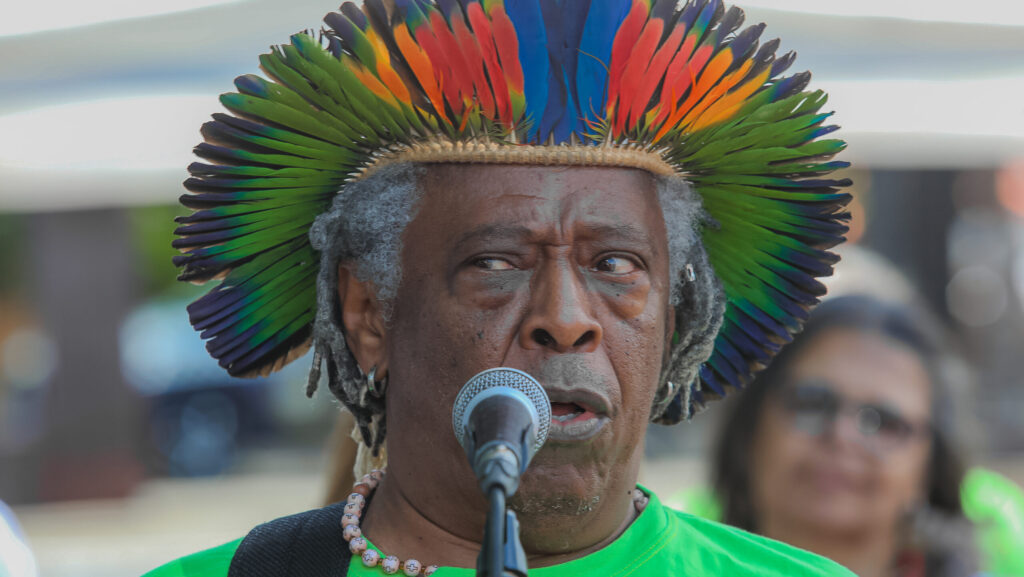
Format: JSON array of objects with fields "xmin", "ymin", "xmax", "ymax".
[{"xmin": 530, "ymin": 355, "xmax": 611, "ymax": 392}]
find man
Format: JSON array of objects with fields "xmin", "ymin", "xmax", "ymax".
[{"xmin": 152, "ymin": 0, "xmax": 853, "ymax": 574}]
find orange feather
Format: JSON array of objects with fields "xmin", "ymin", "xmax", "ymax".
[
  {"xmin": 393, "ymin": 23, "xmax": 450, "ymax": 124},
  {"xmin": 689, "ymin": 65, "xmax": 770, "ymax": 132},
  {"xmin": 652, "ymin": 44, "xmax": 716, "ymax": 141},
  {"xmin": 367, "ymin": 28, "xmax": 412, "ymax": 104},
  {"xmin": 344, "ymin": 55, "xmax": 397, "ymax": 103},
  {"xmin": 671, "ymin": 49, "xmax": 736, "ymax": 131}
]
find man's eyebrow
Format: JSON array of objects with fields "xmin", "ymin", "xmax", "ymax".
[
  {"xmin": 580, "ymin": 223, "xmax": 655, "ymax": 247},
  {"xmin": 452, "ymin": 224, "xmax": 536, "ymax": 250}
]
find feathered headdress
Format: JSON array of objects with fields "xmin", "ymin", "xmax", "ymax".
[{"xmin": 174, "ymin": 0, "xmax": 851, "ymax": 412}]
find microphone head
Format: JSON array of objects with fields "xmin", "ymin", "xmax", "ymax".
[{"xmin": 452, "ymin": 368, "xmax": 551, "ymax": 455}]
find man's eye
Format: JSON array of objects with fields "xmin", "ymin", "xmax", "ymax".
[
  {"xmin": 593, "ymin": 256, "xmax": 639, "ymax": 274},
  {"xmin": 473, "ymin": 257, "xmax": 515, "ymax": 271}
]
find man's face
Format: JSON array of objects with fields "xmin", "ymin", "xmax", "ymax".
[{"xmin": 381, "ymin": 164, "xmax": 675, "ymax": 549}]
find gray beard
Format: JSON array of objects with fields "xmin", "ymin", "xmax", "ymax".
[{"xmin": 508, "ymin": 492, "xmax": 602, "ymax": 516}]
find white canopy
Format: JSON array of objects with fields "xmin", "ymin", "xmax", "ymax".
[{"xmin": 1, "ymin": 0, "xmax": 1022, "ymax": 211}]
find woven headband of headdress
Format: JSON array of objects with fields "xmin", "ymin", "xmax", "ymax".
[{"xmin": 174, "ymin": 0, "xmax": 852, "ymax": 408}]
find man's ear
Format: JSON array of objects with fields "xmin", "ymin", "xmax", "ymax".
[{"xmin": 337, "ymin": 263, "xmax": 388, "ymax": 377}]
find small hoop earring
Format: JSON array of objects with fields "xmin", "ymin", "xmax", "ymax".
[
  {"xmin": 366, "ymin": 365, "xmax": 386, "ymax": 398},
  {"xmin": 653, "ymin": 380, "xmax": 679, "ymax": 415},
  {"xmin": 685, "ymin": 263, "xmax": 696, "ymax": 283}
]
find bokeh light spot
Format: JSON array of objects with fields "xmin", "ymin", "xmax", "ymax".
[
  {"xmin": 1, "ymin": 327, "xmax": 58, "ymax": 391},
  {"xmin": 946, "ymin": 266, "xmax": 1009, "ymax": 327}
]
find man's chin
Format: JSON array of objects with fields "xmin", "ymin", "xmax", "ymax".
[
  {"xmin": 508, "ymin": 468, "xmax": 611, "ymax": 556},
  {"xmin": 513, "ymin": 459, "xmax": 605, "ymax": 515}
]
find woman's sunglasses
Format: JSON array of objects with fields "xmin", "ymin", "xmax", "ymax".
[{"xmin": 774, "ymin": 382, "xmax": 931, "ymax": 454}]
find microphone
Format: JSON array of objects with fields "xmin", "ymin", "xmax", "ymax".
[{"xmin": 452, "ymin": 368, "xmax": 551, "ymax": 497}]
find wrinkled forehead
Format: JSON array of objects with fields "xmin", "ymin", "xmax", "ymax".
[{"xmin": 412, "ymin": 163, "xmax": 668, "ymax": 238}]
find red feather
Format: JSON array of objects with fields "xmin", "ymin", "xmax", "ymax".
[
  {"xmin": 450, "ymin": 8, "xmax": 496, "ymax": 119},
  {"xmin": 613, "ymin": 18, "xmax": 663, "ymax": 136},
  {"xmin": 488, "ymin": 4, "xmax": 525, "ymax": 121},
  {"xmin": 429, "ymin": 11, "xmax": 475, "ymax": 115},
  {"xmin": 606, "ymin": 0, "xmax": 651, "ymax": 127},
  {"xmin": 654, "ymin": 44, "xmax": 725, "ymax": 141},
  {"xmin": 625, "ymin": 20, "xmax": 685, "ymax": 131},
  {"xmin": 467, "ymin": 2, "xmax": 512, "ymax": 124},
  {"xmin": 411, "ymin": 21, "xmax": 462, "ymax": 115},
  {"xmin": 653, "ymin": 42, "xmax": 712, "ymax": 129},
  {"xmin": 488, "ymin": 5, "xmax": 523, "ymax": 92},
  {"xmin": 652, "ymin": 31, "xmax": 700, "ymax": 126}
]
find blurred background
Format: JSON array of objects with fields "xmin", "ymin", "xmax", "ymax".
[{"xmin": 1, "ymin": 1, "xmax": 1022, "ymax": 575}]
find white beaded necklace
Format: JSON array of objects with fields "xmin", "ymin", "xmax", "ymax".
[{"xmin": 340, "ymin": 469, "xmax": 650, "ymax": 576}]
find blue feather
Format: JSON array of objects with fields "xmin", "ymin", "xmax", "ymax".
[
  {"xmin": 809, "ymin": 125, "xmax": 841, "ymax": 140},
  {"xmin": 506, "ymin": 0, "xmax": 549, "ymax": 140},
  {"xmin": 576, "ymin": 0, "xmax": 630, "ymax": 136},
  {"xmin": 734, "ymin": 299, "xmax": 793, "ymax": 342},
  {"xmin": 732, "ymin": 309, "xmax": 788, "ymax": 349},
  {"xmin": 694, "ymin": 0, "xmax": 721, "ymax": 42},
  {"xmin": 230, "ymin": 323, "xmax": 312, "ymax": 373},
  {"xmin": 698, "ymin": 365, "xmax": 725, "ymax": 397},
  {"xmin": 713, "ymin": 329, "xmax": 748, "ymax": 377},
  {"xmin": 234, "ymin": 75, "xmax": 269, "ymax": 98},
  {"xmin": 711, "ymin": 5, "xmax": 744, "ymax": 46},
  {"xmin": 339, "ymin": 2, "xmax": 367, "ymax": 29},
  {"xmin": 726, "ymin": 22, "xmax": 764, "ymax": 63},
  {"xmin": 199, "ymin": 274, "xmax": 307, "ymax": 338},
  {"xmin": 209, "ymin": 323, "xmax": 261, "ymax": 360},
  {"xmin": 536, "ymin": 67, "xmax": 566, "ymax": 143},
  {"xmin": 649, "ymin": 0, "xmax": 676, "ymax": 32},
  {"xmin": 722, "ymin": 318, "xmax": 774, "ymax": 364},
  {"xmin": 676, "ymin": 0, "xmax": 704, "ymax": 32},
  {"xmin": 435, "ymin": 0, "xmax": 458, "ymax": 21},
  {"xmin": 705, "ymin": 350, "xmax": 738, "ymax": 394},
  {"xmin": 536, "ymin": 0, "xmax": 592, "ymax": 142},
  {"xmin": 771, "ymin": 51, "xmax": 796, "ymax": 78},
  {"xmin": 559, "ymin": 0, "xmax": 591, "ymax": 139},
  {"xmin": 555, "ymin": 71, "xmax": 581, "ymax": 142},
  {"xmin": 768, "ymin": 72, "xmax": 812, "ymax": 102}
]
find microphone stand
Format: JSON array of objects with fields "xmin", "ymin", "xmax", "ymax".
[
  {"xmin": 480, "ymin": 486, "xmax": 528, "ymax": 577},
  {"xmin": 474, "ymin": 445, "xmax": 529, "ymax": 577},
  {"xmin": 452, "ymin": 369, "xmax": 550, "ymax": 577}
]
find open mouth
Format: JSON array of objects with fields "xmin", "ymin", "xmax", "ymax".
[
  {"xmin": 547, "ymin": 399, "xmax": 606, "ymax": 441},
  {"xmin": 551, "ymin": 401, "xmax": 591, "ymax": 423}
]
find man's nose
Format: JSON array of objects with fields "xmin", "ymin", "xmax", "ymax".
[{"xmin": 519, "ymin": 260, "xmax": 602, "ymax": 353}]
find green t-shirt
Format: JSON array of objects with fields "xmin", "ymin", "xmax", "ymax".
[{"xmin": 145, "ymin": 489, "xmax": 852, "ymax": 577}]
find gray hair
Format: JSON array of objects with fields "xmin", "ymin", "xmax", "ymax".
[
  {"xmin": 307, "ymin": 163, "xmax": 426, "ymax": 450},
  {"xmin": 655, "ymin": 176, "xmax": 726, "ymax": 423},
  {"xmin": 307, "ymin": 164, "xmax": 725, "ymax": 452}
]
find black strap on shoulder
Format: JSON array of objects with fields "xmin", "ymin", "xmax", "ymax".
[{"xmin": 227, "ymin": 500, "xmax": 355, "ymax": 577}]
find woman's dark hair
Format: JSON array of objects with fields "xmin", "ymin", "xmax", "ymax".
[{"xmin": 712, "ymin": 294, "xmax": 974, "ymax": 575}]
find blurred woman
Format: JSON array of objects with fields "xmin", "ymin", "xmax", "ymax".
[{"xmin": 712, "ymin": 295, "xmax": 978, "ymax": 577}]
